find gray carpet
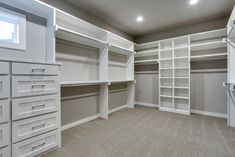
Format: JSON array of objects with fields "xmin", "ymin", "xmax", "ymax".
[{"xmin": 43, "ymin": 106, "xmax": 235, "ymax": 157}]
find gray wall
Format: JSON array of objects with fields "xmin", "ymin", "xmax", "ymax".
[
  {"xmin": 0, "ymin": 3, "xmax": 47, "ymax": 62},
  {"xmin": 135, "ymin": 72, "xmax": 227, "ymax": 115},
  {"xmin": 135, "ymin": 16, "xmax": 228, "ymax": 43},
  {"xmin": 41, "ymin": 0, "xmax": 133, "ymax": 41}
]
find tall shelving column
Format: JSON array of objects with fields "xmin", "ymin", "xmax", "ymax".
[
  {"xmin": 173, "ymin": 36, "xmax": 190, "ymax": 115},
  {"xmin": 107, "ymin": 33, "xmax": 135, "ymax": 109},
  {"xmin": 55, "ymin": 10, "xmax": 109, "ymax": 122},
  {"xmin": 159, "ymin": 39, "xmax": 174, "ymax": 110}
]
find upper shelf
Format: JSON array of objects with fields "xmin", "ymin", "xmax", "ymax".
[
  {"xmin": 190, "ymin": 28, "xmax": 227, "ymax": 41},
  {"xmin": 108, "ymin": 44, "xmax": 135, "ymax": 55},
  {"xmin": 109, "ymin": 79, "xmax": 135, "ymax": 84},
  {"xmin": 135, "ymin": 49, "xmax": 158, "ymax": 58},
  {"xmin": 191, "ymin": 40, "xmax": 226, "ymax": 51},
  {"xmin": 55, "ymin": 25, "xmax": 107, "ymax": 48},
  {"xmin": 191, "ymin": 53, "xmax": 227, "ymax": 61},
  {"xmin": 135, "ymin": 59, "xmax": 158, "ymax": 65},
  {"xmin": 61, "ymin": 80, "xmax": 109, "ymax": 87}
]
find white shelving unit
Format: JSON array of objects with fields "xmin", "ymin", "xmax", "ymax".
[
  {"xmin": 135, "ymin": 28, "xmax": 227, "ymax": 115},
  {"xmin": 107, "ymin": 33, "xmax": 135, "ymax": 109},
  {"xmin": 54, "ymin": 10, "xmax": 135, "ymax": 122},
  {"xmin": 134, "ymin": 41, "xmax": 159, "ymax": 65},
  {"xmin": 158, "ymin": 36, "xmax": 190, "ymax": 115}
]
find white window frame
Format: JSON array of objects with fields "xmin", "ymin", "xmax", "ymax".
[{"xmin": 0, "ymin": 7, "xmax": 26, "ymax": 50}]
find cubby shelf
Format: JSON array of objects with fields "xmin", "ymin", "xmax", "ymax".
[
  {"xmin": 174, "ymin": 96, "xmax": 189, "ymax": 100},
  {"xmin": 55, "ymin": 25, "xmax": 107, "ymax": 48},
  {"xmin": 108, "ymin": 44, "xmax": 135, "ymax": 55},
  {"xmin": 61, "ymin": 81, "xmax": 109, "ymax": 87},
  {"xmin": 191, "ymin": 53, "xmax": 227, "ymax": 61},
  {"xmin": 160, "ymin": 95, "xmax": 173, "ymax": 98}
]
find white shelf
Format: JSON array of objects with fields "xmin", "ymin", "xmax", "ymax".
[
  {"xmin": 61, "ymin": 80, "xmax": 109, "ymax": 87},
  {"xmin": 174, "ymin": 86, "xmax": 189, "ymax": 89},
  {"xmin": 190, "ymin": 28, "xmax": 227, "ymax": 41},
  {"xmin": 159, "ymin": 107, "xmax": 190, "ymax": 115},
  {"xmin": 160, "ymin": 86, "xmax": 173, "ymax": 89},
  {"xmin": 134, "ymin": 59, "xmax": 158, "ymax": 65},
  {"xmin": 135, "ymin": 49, "xmax": 158, "ymax": 58},
  {"xmin": 174, "ymin": 96, "xmax": 189, "ymax": 100},
  {"xmin": 191, "ymin": 53, "xmax": 227, "ymax": 61},
  {"xmin": 191, "ymin": 40, "xmax": 226, "ymax": 51},
  {"xmin": 174, "ymin": 77, "xmax": 189, "ymax": 79},
  {"xmin": 109, "ymin": 79, "xmax": 135, "ymax": 84},
  {"xmin": 108, "ymin": 44, "xmax": 134, "ymax": 55},
  {"xmin": 159, "ymin": 58, "xmax": 172, "ymax": 61},
  {"xmin": 55, "ymin": 25, "xmax": 107, "ymax": 48},
  {"xmin": 174, "ymin": 67, "xmax": 189, "ymax": 69},
  {"xmin": 160, "ymin": 95, "xmax": 173, "ymax": 98}
]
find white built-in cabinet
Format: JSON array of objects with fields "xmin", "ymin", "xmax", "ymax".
[
  {"xmin": 54, "ymin": 9, "xmax": 135, "ymax": 122},
  {"xmin": 135, "ymin": 28, "xmax": 227, "ymax": 115},
  {"xmin": 0, "ymin": 1, "xmax": 61, "ymax": 157}
]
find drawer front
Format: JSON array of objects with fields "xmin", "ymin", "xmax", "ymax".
[
  {"xmin": 12, "ymin": 95, "xmax": 59, "ymax": 121},
  {"xmin": 0, "ymin": 146, "xmax": 10, "ymax": 157},
  {"xmin": 0, "ymin": 62, "xmax": 9, "ymax": 75},
  {"xmin": 0, "ymin": 100, "xmax": 9, "ymax": 124},
  {"xmin": 12, "ymin": 113, "xmax": 58, "ymax": 143},
  {"xmin": 0, "ymin": 76, "xmax": 9, "ymax": 99},
  {"xmin": 12, "ymin": 76, "xmax": 59, "ymax": 98},
  {"xmin": 0, "ymin": 123, "xmax": 9, "ymax": 148},
  {"xmin": 12, "ymin": 63, "xmax": 59, "ymax": 76},
  {"xmin": 12, "ymin": 130, "xmax": 58, "ymax": 157}
]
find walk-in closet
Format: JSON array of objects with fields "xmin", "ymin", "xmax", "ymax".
[{"xmin": 0, "ymin": 0, "xmax": 235, "ymax": 156}]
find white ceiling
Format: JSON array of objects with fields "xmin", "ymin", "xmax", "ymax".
[{"xmin": 63, "ymin": 0, "xmax": 234, "ymax": 37}]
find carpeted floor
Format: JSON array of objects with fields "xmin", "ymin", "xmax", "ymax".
[{"xmin": 42, "ymin": 105, "xmax": 235, "ymax": 157}]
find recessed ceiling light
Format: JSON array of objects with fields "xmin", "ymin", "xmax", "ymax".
[
  {"xmin": 136, "ymin": 16, "xmax": 144, "ymax": 23},
  {"xmin": 189, "ymin": 0, "xmax": 199, "ymax": 5}
]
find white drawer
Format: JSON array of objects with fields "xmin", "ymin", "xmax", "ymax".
[
  {"xmin": 12, "ymin": 113, "xmax": 58, "ymax": 143},
  {"xmin": 0, "ymin": 62, "xmax": 9, "ymax": 75},
  {"xmin": 12, "ymin": 95, "xmax": 59, "ymax": 121},
  {"xmin": 0, "ymin": 100, "xmax": 9, "ymax": 124},
  {"xmin": 12, "ymin": 76, "xmax": 59, "ymax": 98},
  {"xmin": 0, "ymin": 123, "xmax": 9, "ymax": 148},
  {"xmin": 0, "ymin": 146, "xmax": 10, "ymax": 157},
  {"xmin": 12, "ymin": 63, "xmax": 59, "ymax": 76},
  {"xmin": 12, "ymin": 130, "xmax": 58, "ymax": 157},
  {"xmin": 0, "ymin": 76, "xmax": 9, "ymax": 99}
]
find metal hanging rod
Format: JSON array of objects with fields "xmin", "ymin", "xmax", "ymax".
[{"xmin": 223, "ymin": 82, "xmax": 235, "ymax": 105}]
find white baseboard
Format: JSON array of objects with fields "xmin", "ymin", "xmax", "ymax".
[
  {"xmin": 61, "ymin": 105, "xmax": 128, "ymax": 131},
  {"xmin": 135, "ymin": 101, "xmax": 159, "ymax": 108},
  {"xmin": 191, "ymin": 109, "xmax": 227, "ymax": 119},
  {"xmin": 109, "ymin": 105, "xmax": 128, "ymax": 114},
  {"xmin": 61, "ymin": 114, "xmax": 100, "ymax": 131}
]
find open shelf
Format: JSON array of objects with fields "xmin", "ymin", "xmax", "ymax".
[
  {"xmin": 191, "ymin": 53, "xmax": 227, "ymax": 61},
  {"xmin": 191, "ymin": 40, "xmax": 226, "ymax": 51},
  {"xmin": 109, "ymin": 44, "xmax": 135, "ymax": 55},
  {"xmin": 190, "ymin": 28, "xmax": 227, "ymax": 42},
  {"xmin": 55, "ymin": 25, "xmax": 107, "ymax": 49},
  {"xmin": 109, "ymin": 79, "xmax": 135, "ymax": 84},
  {"xmin": 134, "ymin": 59, "xmax": 158, "ymax": 65},
  {"xmin": 61, "ymin": 80, "xmax": 108, "ymax": 87},
  {"xmin": 135, "ymin": 49, "xmax": 158, "ymax": 58}
]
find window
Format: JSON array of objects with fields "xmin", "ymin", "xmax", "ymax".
[{"xmin": 0, "ymin": 7, "xmax": 26, "ymax": 50}]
